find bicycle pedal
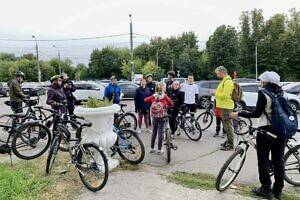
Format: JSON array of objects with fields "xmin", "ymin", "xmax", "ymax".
[
  {"xmin": 172, "ymin": 145, "xmax": 178, "ymax": 151},
  {"xmin": 59, "ymin": 170, "xmax": 67, "ymax": 176}
]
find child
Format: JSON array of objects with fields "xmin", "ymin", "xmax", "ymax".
[
  {"xmin": 144, "ymin": 83, "xmax": 173, "ymax": 154},
  {"xmin": 214, "ymin": 106, "xmax": 226, "ymax": 138}
]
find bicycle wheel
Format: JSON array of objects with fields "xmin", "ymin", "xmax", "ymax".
[
  {"xmin": 234, "ymin": 117, "xmax": 252, "ymax": 135},
  {"xmin": 46, "ymin": 135, "xmax": 61, "ymax": 174},
  {"xmin": 196, "ymin": 111, "xmax": 213, "ymax": 131},
  {"xmin": 284, "ymin": 144, "xmax": 300, "ymax": 186},
  {"xmin": 164, "ymin": 128, "xmax": 171, "ymax": 163},
  {"xmin": 12, "ymin": 122, "xmax": 51, "ymax": 160},
  {"xmin": 77, "ymin": 143, "xmax": 109, "ymax": 191},
  {"xmin": 215, "ymin": 147, "xmax": 246, "ymax": 191},
  {"xmin": 59, "ymin": 121, "xmax": 78, "ymax": 151},
  {"xmin": 183, "ymin": 116, "xmax": 202, "ymax": 141},
  {"xmin": 116, "ymin": 129, "xmax": 145, "ymax": 164},
  {"xmin": 118, "ymin": 113, "xmax": 137, "ymax": 130}
]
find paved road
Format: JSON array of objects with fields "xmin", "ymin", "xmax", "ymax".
[{"xmin": 0, "ymin": 95, "xmax": 299, "ymax": 199}]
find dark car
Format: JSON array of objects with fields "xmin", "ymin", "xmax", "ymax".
[
  {"xmin": 282, "ymin": 83, "xmax": 300, "ymax": 96},
  {"xmin": 195, "ymin": 80, "xmax": 220, "ymax": 108},
  {"xmin": 0, "ymin": 82, "xmax": 9, "ymax": 97},
  {"xmin": 118, "ymin": 82, "xmax": 139, "ymax": 99},
  {"xmin": 22, "ymin": 82, "xmax": 46, "ymax": 96}
]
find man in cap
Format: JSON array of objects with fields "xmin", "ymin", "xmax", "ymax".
[
  {"xmin": 230, "ymin": 71, "xmax": 285, "ymax": 199},
  {"xmin": 104, "ymin": 76, "xmax": 121, "ymax": 104},
  {"xmin": 211, "ymin": 66, "xmax": 235, "ymax": 151},
  {"xmin": 47, "ymin": 75, "xmax": 67, "ymax": 113}
]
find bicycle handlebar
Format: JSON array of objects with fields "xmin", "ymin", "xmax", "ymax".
[{"xmin": 248, "ymin": 126, "xmax": 277, "ymax": 139}]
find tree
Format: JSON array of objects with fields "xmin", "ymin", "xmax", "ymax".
[
  {"xmin": 0, "ymin": 53, "xmax": 17, "ymax": 61},
  {"xmin": 121, "ymin": 58, "xmax": 143, "ymax": 80},
  {"xmin": 142, "ymin": 61, "xmax": 164, "ymax": 80}
]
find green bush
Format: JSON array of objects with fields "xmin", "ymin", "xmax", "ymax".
[{"xmin": 83, "ymin": 98, "xmax": 113, "ymax": 108}]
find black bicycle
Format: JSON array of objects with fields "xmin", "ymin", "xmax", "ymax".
[
  {"xmin": 114, "ymin": 103, "xmax": 137, "ymax": 130},
  {"xmin": 111, "ymin": 124, "xmax": 145, "ymax": 164},
  {"xmin": 175, "ymin": 105, "xmax": 202, "ymax": 141},
  {"xmin": 162, "ymin": 115, "xmax": 178, "ymax": 163},
  {"xmin": 0, "ymin": 113, "xmax": 51, "ymax": 162},
  {"xmin": 46, "ymin": 119, "xmax": 109, "ymax": 192},
  {"xmin": 215, "ymin": 127, "xmax": 300, "ymax": 191}
]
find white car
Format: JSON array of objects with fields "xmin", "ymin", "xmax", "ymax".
[
  {"xmin": 237, "ymin": 83, "xmax": 300, "ymax": 112},
  {"xmin": 73, "ymin": 81, "xmax": 105, "ymax": 104}
]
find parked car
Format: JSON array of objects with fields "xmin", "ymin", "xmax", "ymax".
[
  {"xmin": 195, "ymin": 80, "xmax": 220, "ymax": 108},
  {"xmin": 0, "ymin": 82, "xmax": 9, "ymax": 97},
  {"xmin": 73, "ymin": 81, "xmax": 105, "ymax": 104},
  {"xmin": 237, "ymin": 83, "xmax": 300, "ymax": 112},
  {"xmin": 22, "ymin": 82, "xmax": 46, "ymax": 96},
  {"xmin": 282, "ymin": 82, "xmax": 300, "ymax": 96},
  {"xmin": 118, "ymin": 82, "xmax": 139, "ymax": 99}
]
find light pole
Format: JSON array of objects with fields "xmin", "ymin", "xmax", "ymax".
[
  {"xmin": 255, "ymin": 39, "xmax": 264, "ymax": 80},
  {"xmin": 32, "ymin": 35, "xmax": 41, "ymax": 83},
  {"xmin": 129, "ymin": 14, "xmax": 134, "ymax": 82},
  {"xmin": 52, "ymin": 45, "xmax": 61, "ymax": 74}
]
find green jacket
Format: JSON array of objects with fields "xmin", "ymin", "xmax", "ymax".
[
  {"xmin": 8, "ymin": 79, "xmax": 26, "ymax": 102},
  {"xmin": 215, "ymin": 75, "xmax": 234, "ymax": 109}
]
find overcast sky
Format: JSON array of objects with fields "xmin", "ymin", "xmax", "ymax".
[{"xmin": 0, "ymin": 0, "xmax": 299, "ymax": 64}]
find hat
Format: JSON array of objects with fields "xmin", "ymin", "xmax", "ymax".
[
  {"xmin": 61, "ymin": 72, "xmax": 68, "ymax": 79},
  {"xmin": 146, "ymin": 74, "xmax": 153, "ymax": 78},
  {"xmin": 110, "ymin": 76, "xmax": 117, "ymax": 80},
  {"xmin": 215, "ymin": 66, "xmax": 227, "ymax": 73},
  {"xmin": 258, "ymin": 71, "xmax": 280, "ymax": 86},
  {"xmin": 50, "ymin": 75, "xmax": 61, "ymax": 82}
]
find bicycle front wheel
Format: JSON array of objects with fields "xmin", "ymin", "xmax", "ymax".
[
  {"xmin": 164, "ymin": 128, "xmax": 171, "ymax": 163},
  {"xmin": 183, "ymin": 116, "xmax": 202, "ymax": 141},
  {"xmin": 234, "ymin": 117, "xmax": 252, "ymax": 135},
  {"xmin": 215, "ymin": 147, "xmax": 246, "ymax": 192},
  {"xmin": 196, "ymin": 112, "xmax": 213, "ymax": 131},
  {"xmin": 284, "ymin": 144, "xmax": 300, "ymax": 186},
  {"xmin": 12, "ymin": 122, "xmax": 51, "ymax": 160},
  {"xmin": 116, "ymin": 129, "xmax": 145, "ymax": 164},
  {"xmin": 46, "ymin": 136, "xmax": 61, "ymax": 174},
  {"xmin": 77, "ymin": 143, "xmax": 109, "ymax": 191},
  {"xmin": 118, "ymin": 113, "xmax": 137, "ymax": 130}
]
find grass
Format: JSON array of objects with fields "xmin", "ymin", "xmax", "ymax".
[
  {"xmin": 167, "ymin": 171, "xmax": 300, "ymax": 200},
  {"xmin": 0, "ymin": 153, "xmax": 83, "ymax": 200}
]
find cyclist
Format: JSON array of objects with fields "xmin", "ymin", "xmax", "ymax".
[
  {"xmin": 167, "ymin": 80, "xmax": 184, "ymax": 139},
  {"xmin": 104, "ymin": 76, "xmax": 121, "ymax": 104},
  {"xmin": 144, "ymin": 82, "xmax": 173, "ymax": 154},
  {"xmin": 8, "ymin": 71, "xmax": 29, "ymax": 113},
  {"xmin": 61, "ymin": 73, "xmax": 76, "ymax": 115},
  {"xmin": 47, "ymin": 75, "xmax": 67, "ymax": 113},
  {"xmin": 230, "ymin": 71, "xmax": 285, "ymax": 200}
]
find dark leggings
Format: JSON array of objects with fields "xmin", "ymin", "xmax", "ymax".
[{"xmin": 151, "ymin": 117, "xmax": 164, "ymax": 150}]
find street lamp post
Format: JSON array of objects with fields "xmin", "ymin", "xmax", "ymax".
[
  {"xmin": 52, "ymin": 45, "xmax": 61, "ymax": 74},
  {"xmin": 129, "ymin": 14, "xmax": 134, "ymax": 82},
  {"xmin": 32, "ymin": 35, "xmax": 41, "ymax": 83},
  {"xmin": 255, "ymin": 39, "xmax": 264, "ymax": 80}
]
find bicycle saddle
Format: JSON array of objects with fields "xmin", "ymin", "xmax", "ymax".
[
  {"xmin": 81, "ymin": 122, "xmax": 92, "ymax": 128},
  {"xmin": 119, "ymin": 103, "xmax": 127, "ymax": 108}
]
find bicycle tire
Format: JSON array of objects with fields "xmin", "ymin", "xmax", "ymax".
[
  {"xmin": 116, "ymin": 129, "xmax": 145, "ymax": 164},
  {"xmin": 284, "ymin": 144, "xmax": 300, "ymax": 186},
  {"xmin": 77, "ymin": 143, "xmax": 109, "ymax": 191},
  {"xmin": 196, "ymin": 111, "xmax": 213, "ymax": 131},
  {"xmin": 215, "ymin": 147, "xmax": 246, "ymax": 192},
  {"xmin": 46, "ymin": 136, "xmax": 60, "ymax": 174},
  {"xmin": 183, "ymin": 116, "xmax": 202, "ymax": 141},
  {"xmin": 165, "ymin": 128, "xmax": 171, "ymax": 163},
  {"xmin": 118, "ymin": 113, "xmax": 137, "ymax": 130},
  {"xmin": 234, "ymin": 117, "xmax": 253, "ymax": 135},
  {"xmin": 12, "ymin": 122, "xmax": 51, "ymax": 160}
]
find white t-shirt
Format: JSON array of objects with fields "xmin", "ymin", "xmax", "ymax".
[{"xmin": 180, "ymin": 83, "xmax": 199, "ymax": 104}]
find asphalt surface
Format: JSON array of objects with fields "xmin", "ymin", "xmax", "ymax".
[{"xmin": 0, "ymin": 95, "xmax": 299, "ymax": 200}]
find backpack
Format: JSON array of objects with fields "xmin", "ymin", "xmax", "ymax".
[
  {"xmin": 223, "ymin": 78, "xmax": 243, "ymax": 102},
  {"xmin": 151, "ymin": 99, "xmax": 166, "ymax": 118},
  {"xmin": 263, "ymin": 89, "xmax": 298, "ymax": 139}
]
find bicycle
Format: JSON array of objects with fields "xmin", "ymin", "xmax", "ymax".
[
  {"xmin": 175, "ymin": 105, "xmax": 202, "ymax": 141},
  {"xmin": 215, "ymin": 126, "xmax": 300, "ymax": 191},
  {"xmin": 111, "ymin": 124, "xmax": 145, "ymax": 164},
  {"xmin": 162, "ymin": 115, "xmax": 178, "ymax": 163},
  {"xmin": 196, "ymin": 101, "xmax": 252, "ymax": 135},
  {"xmin": 0, "ymin": 113, "xmax": 51, "ymax": 162},
  {"xmin": 46, "ymin": 119, "xmax": 109, "ymax": 192},
  {"xmin": 114, "ymin": 103, "xmax": 137, "ymax": 130}
]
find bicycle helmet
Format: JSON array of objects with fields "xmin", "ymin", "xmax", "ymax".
[
  {"xmin": 50, "ymin": 75, "xmax": 61, "ymax": 82},
  {"xmin": 15, "ymin": 71, "xmax": 25, "ymax": 79}
]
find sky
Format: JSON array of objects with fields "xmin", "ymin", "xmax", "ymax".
[{"xmin": 0, "ymin": 0, "xmax": 299, "ymax": 65}]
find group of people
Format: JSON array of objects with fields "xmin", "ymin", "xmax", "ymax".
[{"xmin": 8, "ymin": 71, "xmax": 76, "ymax": 115}]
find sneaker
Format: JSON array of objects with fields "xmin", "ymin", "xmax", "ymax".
[
  {"xmin": 157, "ymin": 149, "xmax": 164, "ymax": 155},
  {"xmin": 213, "ymin": 133, "xmax": 219, "ymax": 137},
  {"xmin": 220, "ymin": 141, "xmax": 228, "ymax": 147},
  {"xmin": 149, "ymin": 149, "xmax": 156, "ymax": 153},
  {"xmin": 252, "ymin": 187, "xmax": 272, "ymax": 200},
  {"xmin": 136, "ymin": 129, "xmax": 142, "ymax": 134},
  {"xmin": 220, "ymin": 145, "xmax": 234, "ymax": 151}
]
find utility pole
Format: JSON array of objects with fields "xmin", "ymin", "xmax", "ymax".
[
  {"xmin": 129, "ymin": 14, "xmax": 134, "ymax": 82},
  {"xmin": 53, "ymin": 45, "xmax": 61, "ymax": 74},
  {"xmin": 32, "ymin": 35, "xmax": 41, "ymax": 83}
]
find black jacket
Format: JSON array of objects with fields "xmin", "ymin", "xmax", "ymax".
[
  {"xmin": 146, "ymin": 82, "xmax": 156, "ymax": 95},
  {"xmin": 167, "ymin": 88, "xmax": 184, "ymax": 108}
]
